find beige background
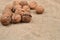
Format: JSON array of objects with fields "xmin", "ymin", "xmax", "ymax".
[{"xmin": 0, "ymin": 0, "xmax": 60, "ymax": 40}]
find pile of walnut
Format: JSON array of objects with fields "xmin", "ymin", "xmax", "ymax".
[{"xmin": 1, "ymin": 0, "xmax": 44, "ymax": 26}]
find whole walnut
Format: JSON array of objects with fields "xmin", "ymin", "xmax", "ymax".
[
  {"xmin": 1, "ymin": 9, "xmax": 12, "ymax": 26},
  {"xmin": 21, "ymin": 13, "xmax": 32, "ymax": 23},
  {"xmin": 23, "ymin": 5, "xmax": 30, "ymax": 12},
  {"xmin": 0, "ymin": 3, "xmax": 15, "ymax": 26},
  {"xmin": 29, "ymin": 1, "xmax": 37, "ymax": 9},
  {"xmin": 1, "ymin": 16, "xmax": 11, "ymax": 26},
  {"xmin": 1, "ymin": 7, "xmax": 12, "ymax": 25},
  {"xmin": 12, "ymin": 13, "xmax": 21, "ymax": 24},
  {"xmin": 19, "ymin": 0, "xmax": 28, "ymax": 6},
  {"xmin": 35, "ymin": 6, "xmax": 44, "ymax": 14}
]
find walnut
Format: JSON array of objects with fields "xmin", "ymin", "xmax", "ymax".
[
  {"xmin": 1, "ymin": 16, "xmax": 11, "ymax": 26},
  {"xmin": 29, "ymin": 1, "xmax": 37, "ymax": 9},
  {"xmin": 1, "ymin": 9, "xmax": 12, "ymax": 26},
  {"xmin": 11, "ymin": 13, "xmax": 21, "ymax": 24},
  {"xmin": 21, "ymin": 13, "xmax": 32, "ymax": 23},
  {"xmin": 35, "ymin": 6, "xmax": 44, "ymax": 14}
]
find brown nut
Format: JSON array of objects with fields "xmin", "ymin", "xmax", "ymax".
[
  {"xmin": 19, "ymin": 0, "xmax": 28, "ymax": 6},
  {"xmin": 1, "ymin": 9, "xmax": 12, "ymax": 26},
  {"xmin": 12, "ymin": 13, "xmax": 21, "ymax": 24},
  {"xmin": 1, "ymin": 16, "xmax": 11, "ymax": 26},
  {"xmin": 23, "ymin": 5, "xmax": 30, "ymax": 12},
  {"xmin": 1, "ymin": 13, "xmax": 11, "ymax": 26},
  {"xmin": 35, "ymin": 6, "xmax": 44, "ymax": 14},
  {"xmin": 21, "ymin": 13, "xmax": 32, "ymax": 23},
  {"xmin": 29, "ymin": 1, "xmax": 37, "ymax": 9}
]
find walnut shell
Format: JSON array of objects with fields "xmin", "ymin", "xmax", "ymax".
[
  {"xmin": 12, "ymin": 13, "xmax": 21, "ymax": 23},
  {"xmin": 21, "ymin": 13, "xmax": 32, "ymax": 23},
  {"xmin": 1, "ymin": 16, "xmax": 11, "ymax": 26},
  {"xmin": 29, "ymin": 1, "xmax": 37, "ymax": 9},
  {"xmin": 35, "ymin": 6, "xmax": 44, "ymax": 14},
  {"xmin": 1, "ymin": 9, "xmax": 12, "ymax": 26}
]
